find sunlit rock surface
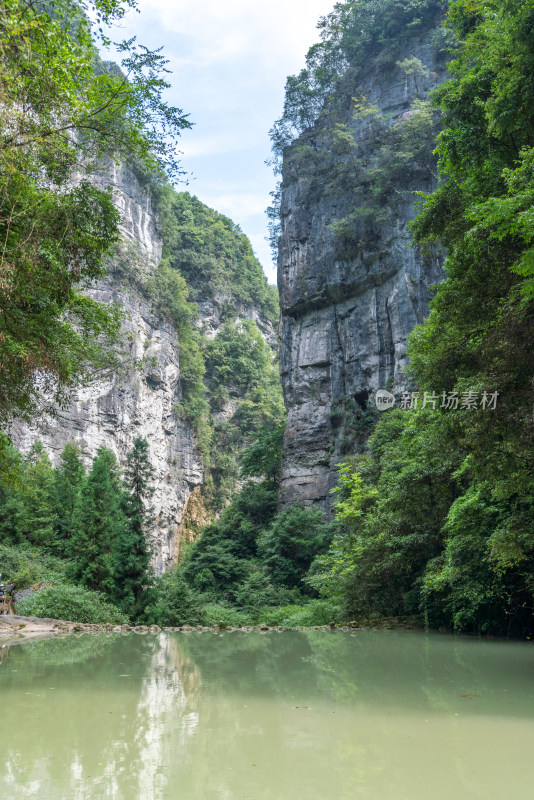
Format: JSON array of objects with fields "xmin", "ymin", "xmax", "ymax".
[{"xmin": 11, "ymin": 165, "xmax": 200, "ymax": 575}]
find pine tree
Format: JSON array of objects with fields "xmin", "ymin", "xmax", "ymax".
[
  {"xmin": 68, "ymin": 448, "xmax": 125, "ymax": 596},
  {"xmin": 22, "ymin": 443, "xmax": 57, "ymax": 547},
  {"xmin": 0, "ymin": 433, "xmax": 25, "ymax": 544},
  {"xmin": 112, "ymin": 438, "xmax": 154, "ymax": 619},
  {"xmin": 0, "ymin": 485, "xmax": 24, "ymax": 544},
  {"xmin": 54, "ymin": 442, "xmax": 86, "ymax": 554}
]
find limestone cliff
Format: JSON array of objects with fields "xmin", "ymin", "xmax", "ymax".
[
  {"xmin": 11, "ymin": 165, "xmax": 199, "ymax": 573},
  {"xmin": 277, "ymin": 10, "xmax": 448, "ymax": 509},
  {"xmin": 11, "ymin": 164, "xmax": 277, "ymax": 574}
]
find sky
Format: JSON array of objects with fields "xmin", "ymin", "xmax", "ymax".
[{"xmin": 104, "ymin": 0, "xmax": 336, "ymax": 284}]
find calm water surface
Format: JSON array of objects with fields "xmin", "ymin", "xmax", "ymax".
[{"xmin": 1, "ymin": 629, "xmax": 533, "ymax": 799}]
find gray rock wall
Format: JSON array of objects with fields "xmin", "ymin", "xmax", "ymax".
[
  {"xmin": 11, "ymin": 164, "xmax": 201, "ymax": 574},
  {"xmin": 278, "ymin": 27, "xmax": 446, "ymax": 510}
]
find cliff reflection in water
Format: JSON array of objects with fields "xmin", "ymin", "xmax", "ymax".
[
  {"xmin": 0, "ymin": 633, "xmax": 200, "ymax": 798},
  {"xmin": 1, "ymin": 630, "xmax": 534, "ymax": 799}
]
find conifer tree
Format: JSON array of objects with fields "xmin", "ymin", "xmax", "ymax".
[
  {"xmin": 112, "ymin": 438, "xmax": 153, "ymax": 618},
  {"xmin": 22, "ymin": 443, "xmax": 57, "ymax": 547},
  {"xmin": 0, "ymin": 485, "xmax": 24, "ymax": 544},
  {"xmin": 69, "ymin": 448, "xmax": 125, "ymax": 596},
  {"xmin": 54, "ymin": 442, "xmax": 86, "ymax": 553},
  {"xmin": 0, "ymin": 433, "xmax": 25, "ymax": 544}
]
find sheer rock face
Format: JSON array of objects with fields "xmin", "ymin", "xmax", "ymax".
[
  {"xmin": 12, "ymin": 164, "xmax": 201, "ymax": 575},
  {"xmin": 277, "ymin": 30, "xmax": 446, "ymax": 511}
]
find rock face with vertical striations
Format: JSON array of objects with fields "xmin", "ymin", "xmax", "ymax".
[
  {"xmin": 277, "ymin": 14, "xmax": 448, "ymax": 511},
  {"xmin": 12, "ymin": 164, "xmax": 203, "ymax": 574},
  {"xmin": 11, "ymin": 164, "xmax": 278, "ymax": 574}
]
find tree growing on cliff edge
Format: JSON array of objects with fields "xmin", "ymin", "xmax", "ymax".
[{"xmin": 0, "ymin": 0, "xmax": 191, "ymax": 424}]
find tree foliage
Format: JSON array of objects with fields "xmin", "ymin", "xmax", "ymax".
[
  {"xmin": 54, "ymin": 442, "xmax": 86, "ymax": 552},
  {"xmin": 68, "ymin": 447, "xmax": 125, "ymax": 595},
  {"xmin": 113, "ymin": 438, "xmax": 153, "ymax": 617},
  {"xmin": 155, "ymin": 188, "xmax": 278, "ymax": 323},
  {"xmin": 15, "ymin": 583, "xmax": 128, "ymax": 624},
  {"xmin": 312, "ymin": 0, "xmax": 534, "ymax": 636},
  {"xmin": 258, "ymin": 506, "xmax": 334, "ymax": 592},
  {"xmin": 0, "ymin": 0, "xmax": 190, "ymax": 423},
  {"xmin": 0, "ymin": 437, "xmax": 155, "ymax": 619}
]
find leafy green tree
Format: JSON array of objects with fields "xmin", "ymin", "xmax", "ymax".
[
  {"xmin": 112, "ymin": 438, "xmax": 153, "ymax": 617},
  {"xmin": 181, "ymin": 482, "xmax": 278, "ymax": 596},
  {"xmin": 0, "ymin": 485, "xmax": 24, "ymax": 544},
  {"xmin": 309, "ymin": 410, "xmax": 462, "ymax": 619},
  {"xmin": 239, "ymin": 423, "xmax": 285, "ymax": 486},
  {"xmin": 54, "ymin": 443, "xmax": 86, "ymax": 553},
  {"xmin": 185, "ymin": 544, "xmax": 249, "ymax": 595},
  {"xmin": 144, "ymin": 571, "xmax": 203, "ymax": 626},
  {"xmin": 68, "ymin": 448, "xmax": 125, "ymax": 596},
  {"xmin": 0, "ymin": 0, "xmax": 191, "ymax": 423},
  {"xmin": 233, "ymin": 571, "xmax": 302, "ymax": 615},
  {"xmin": 0, "ymin": 432, "xmax": 25, "ymax": 543},
  {"xmin": 205, "ymin": 320, "xmax": 271, "ymax": 393},
  {"xmin": 258, "ymin": 506, "xmax": 334, "ymax": 592}
]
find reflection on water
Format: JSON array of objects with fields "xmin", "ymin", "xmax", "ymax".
[{"xmin": 1, "ymin": 630, "xmax": 534, "ymax": 799}]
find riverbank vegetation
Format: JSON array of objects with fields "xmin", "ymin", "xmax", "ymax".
[
  {"xmin": 277, "ymin": 0, "xmax": 534, "ymax": 637},
  {"xmin": 3, "ymin": 0, "xmax": 534, "ymax": 637},
  {"xmin": 0, "ymin": 432, "xmax": 340, "ymax": 627}
]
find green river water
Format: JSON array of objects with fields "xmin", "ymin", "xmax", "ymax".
[{"xmin": 1, "ymin": 629, "xmax": 533, "ymax": 799}]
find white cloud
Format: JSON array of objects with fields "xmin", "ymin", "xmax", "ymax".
[
  {"xmin": 135, "ymin": 0, "xmax": 335, "ymax": 69},
  {"xmin": 200, "ymin": 192, "xmax": 269, "ymax": 220},
  {"xmin": 107, "ymin": 0, "xmax": 336, "ymax": 283},
  {"xmin": 248, "ymin": 234, "xmax": 277, "ymax": 285}
]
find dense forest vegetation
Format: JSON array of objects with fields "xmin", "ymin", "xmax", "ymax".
[
  {"xmin": 115, "ymin": 184, "xmax": 283, "ymax": 510},
  {"xmin": 290, "ymin": 0, "xmax": 534, "ymax": 637},
  {"xmin": 268, "ymin": 0, "xmax": 534, "ymax": 637},
  {"xmin": 146, "ymin": 188, "xmax": 282, "ymax": 511},
  {"xmin": 2, "ymin": 0, "xmax": 534, "ymax": 636}
]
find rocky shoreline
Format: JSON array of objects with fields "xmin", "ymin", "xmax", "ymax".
[{"xmin": 0, "ymin": 614, "xmax": 422, "ymax": 645}]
